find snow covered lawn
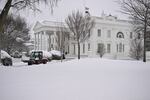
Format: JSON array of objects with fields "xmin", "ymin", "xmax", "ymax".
[{"xmin": 0, "ymin": 58, "xmax": 150, "ymax": 100}]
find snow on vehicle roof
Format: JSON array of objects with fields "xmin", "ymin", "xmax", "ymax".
[
  {"xmin": 0, "ymin": 50, "xmax": 11, "ymax": 59},
  {"xmin": 50, "ymin": 50, "xmax": 61, "ymax": 56},
  {"xmin": 30, "ymin": 50, "xmax": 52, "ymax": 58}
]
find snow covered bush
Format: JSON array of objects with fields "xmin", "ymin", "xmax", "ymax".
[
  {"xmin": 0, "ymin": 50, "xmax": 12, "ymax": 66},
  {"xmin": 129, "ymin": 38, "xmax": 143, "ymax": 60},
  {"xmin": 1, "ymin": 50, "xmax": 11, "ymax": 59}
]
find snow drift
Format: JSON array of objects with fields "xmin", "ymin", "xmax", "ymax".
[{"xmin": 0, "ymin": 58, "xmax": 150, "ymax": 100}]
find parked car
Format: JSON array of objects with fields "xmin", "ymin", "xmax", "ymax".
[
  {"xmin": 21, "ymin": 52, "xmax": 30, "ymax": 63},
  {"xmin": 50, "ymin": 50, "xmax": 65, "ymax": 60},
  {"xmin": 11, "ymin": 51, "xmax": 22, "ymax": 58},
  {"xmin": 0, "ymin": 50, "xmax": 13, "ymax": 66},
  {"xmin": 28, "ymin": 50, "xmax": 52, "ymax": 65}
]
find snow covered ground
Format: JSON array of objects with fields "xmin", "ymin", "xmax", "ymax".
[{"xmin": 0, "ymin": 58, "xmax": 150, "ymax": 100}]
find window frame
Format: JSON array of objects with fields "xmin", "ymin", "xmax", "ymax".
[
  {"xmin": 97, "ymin": 29, "xmax": 101, "ymax": 37},
  {"xmin": 117, "ymin": 32, "xmax": 124, "ymax": 38}
]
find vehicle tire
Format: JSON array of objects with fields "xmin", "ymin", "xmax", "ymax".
[
  {"xmin": 36, "ymin": 61, "xmax": 40, "ymax": 64},
  {"xmin": 28, "ymin": 62, "xmax": 32, "ymax": 65},
  {"xmin": 43, "ymin": 60, "xmax": 47, "ymax": 64}
]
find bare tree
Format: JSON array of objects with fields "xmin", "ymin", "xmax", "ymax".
[
  {"xmin": 65, "ymin": 10, "xmax": 94, "ymax": 59},
  {"xmin": 0, "ymin": 0, "xmax": 59, "ymax": 32},
  {"xmin": 97, "ymin": 43, "xmax": 105, "ymax": 58},
  {"xmin": 118, "ymin": 0, "xmax": 150, "ymax": 62},
  {"xmin": 129, "ymin": 33, "xmax": 143, "ymax": 60},
  {"xmin": 56, "ymin": 22, "xmax": 69, "ymax": 61}
]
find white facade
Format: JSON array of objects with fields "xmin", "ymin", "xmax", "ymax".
[
  {"xmin": 33, "ymin": 21, "xmax": 70, "ymax": 53},
  {"xmin": 33, "ymin": 14, "xmax": 134, "ymax": 59}
]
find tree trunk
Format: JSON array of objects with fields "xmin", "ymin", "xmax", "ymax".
[
  {"xmin": 143, "ymin": 27, "xmax": 146, "ymax": 62},
  {"xmin": 77, "ymin": 40, "xmax": 80, "ymax": 59},
  {"xmin": 0, "ymin": 0, "xmax": 12, "ymax": 33},
  {"xmin": 0, "ymin": 0, "xmax": 12, "ymax": 64},
  {"xmin": 60, "ymin": 47, "xmax": 63, "ymax": 62},
  {"xmin": 143, "ymin": 15, "xmax": 148, "ymax": 62}
]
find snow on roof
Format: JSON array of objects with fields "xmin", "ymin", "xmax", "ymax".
[
  {"xmin": 0, "ymin": 50, "xmax": 11, "ymax": 59},
  {"xmin": 30, "ymin": 50, "xmax": 52, "ymax": 58},
  {"xmin": 50, "ymin": 50, "xmax": 61, "ymax": 56},
  {"xmin": 24, "ymin": 43, "xmax": 34, "ymax": 46},
  {"xmin": 16, "ymin": 37, "xmax": 24, "ymax": 42}
]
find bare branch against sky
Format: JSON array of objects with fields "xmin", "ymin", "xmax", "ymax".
[{"xmin": 0, "ymin": 0, "xmax": 129, "ymax": 26}]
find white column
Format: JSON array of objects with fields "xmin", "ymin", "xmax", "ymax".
[
  {"xmin": 54, "ymin": 31, "xmax": 56, "ymax": 50},
  {"xmin": 34, "ymin": 33, "xmax": 36, "ymax": 50},
  {"xmin": 44, "ymin": 31, "xmax": 48, "ymax": 51},
  {"xmin": 40, "ymin": 32, "xmax": 42, "ymax": 50},
  {"xmin": 37, "ymin": 33, "xmax": 39, "ymax": 50}
]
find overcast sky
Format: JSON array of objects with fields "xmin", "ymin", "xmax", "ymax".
[
  {"xmin": 0, "ymin": 0, "xmax": 129, "ymax": 31},
  {"xmin": 18, "ymin": 0, "xmax": 128, "ymax": 26}
]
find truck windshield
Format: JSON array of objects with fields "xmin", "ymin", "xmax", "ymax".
[{"xmin": 30, "ymin": 51, "xmax": 43, "ymax": 59}]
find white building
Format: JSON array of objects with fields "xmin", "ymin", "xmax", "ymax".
[
  {"xmin": 33, "ymin": 21, "xmax": 70, "ymax": 53},
  {"xmin": 33, "ymin": 13, "xmax": 135, "ymax": 59}
]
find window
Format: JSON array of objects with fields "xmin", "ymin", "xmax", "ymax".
[
  {"xmin": 37, "ymin": 33, "xmax": 40, "ymax": 50},
  {"xmin": 51, "ymin": 44, "xmax": 53, "ymax": 49},
  {"xmin": 98, "ymin": 29, "xmax": 101, "ymax": 37},
  {"xmin": 119, "ymin": 43, "xmax": 122, "ymax": 52},
  {"xmin": 83, "ymin": 44, "xmax": 85, "ymax": 53},
  {"xmin": 107, "ymin": 44, "xmax": 111, "ymax": 53},
  {"xmin": 117, "ymin": 32, "xmax": 124, "ymax": 38},
  {"xmin": 107, "ymin": 30, "xmax": 111, "ymax": 38},
  {"xmin": 73, "ymin": 44, "xmax": 76, "ymax": 55},
  {"xmin": 130, "ymin": 32, "xmax": 133, "ymax": 39},
  {"xmin": 88, "ymin": 43, "xmax": 90, "ymax": 51},
  {"xmin": 123, "ymin": 44, "xmax": 125, "ymax": 52},
  {"xmin": 117, "ymin": 43, "xmax": 124, "ymax": 53},
  {"xmin": 97, "ymin": 43, "xmax": 101, "ymax": 53},
  {"xmin": 97, "ymin": 43, "xmax": 104, "ymax": 53},
  {"xmin": 68, "ymin": 45, "xmax": 69, "ymax": 54},
  {"xmin": 117, "ymin": 44, "xmax": 118, "ymax": 52}
]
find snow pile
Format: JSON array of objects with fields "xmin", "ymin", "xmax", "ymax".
[
  {"xmin": 0, "ymin": 50, "xmax": 11, "ymax": 59},
  {"xmin": 50, "ymin": 50, "xmax": 61, "ymax": 56},
  {"xmin": 0, "ymin": 58, "xmax": 150, "ymax": 100}
]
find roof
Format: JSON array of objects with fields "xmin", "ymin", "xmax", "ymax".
[{"xmin": 33, "ymin": 21, "xmax": 67, "ymax": 31}]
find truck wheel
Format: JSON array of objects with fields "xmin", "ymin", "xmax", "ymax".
[
  {"xmin": 28, "ymin": 62, "xmax": 32, "ymax": 65},
  {"xmin": 43, "ymin": 61, "xmax": 47, "ymax": 64}
]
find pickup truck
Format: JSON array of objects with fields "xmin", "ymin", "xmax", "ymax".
[{"xmin": 27, "ymin": 50, "xmax": 52, "ymax": 65}]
